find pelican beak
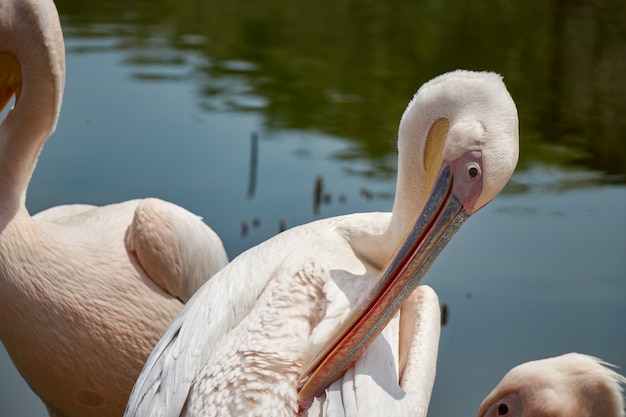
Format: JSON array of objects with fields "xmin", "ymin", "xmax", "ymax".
[{"xmin": 297, "ymin": 149, "xmax": 484, "ymax": 410}]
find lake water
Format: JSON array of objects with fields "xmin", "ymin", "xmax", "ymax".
[{"xmin": 1, "ymin": 0, "xmax": 625, "ymax": 415}]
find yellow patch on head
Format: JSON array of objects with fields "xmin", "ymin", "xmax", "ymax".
[
  {"xmin": 423, "ymin": 118, "xmax": 450, "ymax": 193},
  {"xmin": 0, "ymin": 51, "xmax": 22, "ymax": 111}
]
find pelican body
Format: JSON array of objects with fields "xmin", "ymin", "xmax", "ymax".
[
  {"xmin": 0, "ymin": 1, "xmax": 228, "ymax": 416},
  {"xmin": 125, "ymin": 69, "xmax": 519, "ymax": 417}
]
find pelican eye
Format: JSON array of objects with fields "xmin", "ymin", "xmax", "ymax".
[
  {"xmin": 496, "ymin": 402, "xmax": 509, "ymax": 415},
  {"xmin": 467, "ymin": 163, "xmax": 481, "ymax": 180}
]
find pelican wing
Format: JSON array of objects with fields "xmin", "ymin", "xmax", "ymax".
[
  {"xmin": 35, "ymin": 198, "xmax": 228, "ymax": 302},
  {"xmin": 126, "ymin": 198, "xmax": 229, "ymax": 302},
  {"xmin": 308, "ymin": 286, "xmax": 441, "ymax": 417},
  {"xmin": 124, "ymin": 246, "xmax": 281, "ymax": 417},
  {"xmin": 124, "ymin": 278, "xmax": 232, "ymax": 417},
  {"xmin": 33, "ymin": 204, "xmax": 99, "ymax": 221}
]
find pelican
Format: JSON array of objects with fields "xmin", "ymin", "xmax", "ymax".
[
  {"xmin": 0, "ymin": 1, "xmax": 229, "ymax": 416},
  {"xmin": 478, "ymin": 353, "xmax": 626, "ymax": 417},
  {"xmin": 125, "ymin": 69, "xmax": 519, "ymax": 417}
]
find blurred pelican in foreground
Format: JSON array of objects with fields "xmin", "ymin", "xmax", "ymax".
[
  {"xmin": 478, "ymin": 353, "xmax": 625, "ymax": 417},
  {"xmin": 0, "ymin": 0, "xmax": 228, "ymax": 416},
  {"xmin": 125, "ymin": 69, "xmax": 519, "ymax": 417}
]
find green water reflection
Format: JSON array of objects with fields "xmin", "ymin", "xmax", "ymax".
[{"xmin": 56, "ymin": 0, "xmax": 626, "ymax": 181}]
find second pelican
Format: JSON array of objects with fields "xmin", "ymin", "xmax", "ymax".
[{"xmin": 0, "ymin": 1, "xmax": 228, "ymax": 416}]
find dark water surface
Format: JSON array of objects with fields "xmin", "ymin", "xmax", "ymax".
[{"xmin": 1, "ymin": 0, "xmax": 625, "ymax": 415}]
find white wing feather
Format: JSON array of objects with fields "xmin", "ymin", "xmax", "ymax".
[
  {"xmin": 307, "ymin": 285, "xmax": 441, "ymax": 417},
  {"xmin": 125, "ymin": 241, "xmax": 289, "ymax": 416}
]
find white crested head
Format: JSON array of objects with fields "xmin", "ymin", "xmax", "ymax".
[
  {"xmin": 478, "ymin": 353, "xmax": 626, "ymax": 417},
  {"xmin": 396, "ymin": 70, "xmax": 519, "ymax": 214}
]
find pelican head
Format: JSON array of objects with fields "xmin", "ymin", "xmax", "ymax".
[
  {"xmin": 478, "ymin": 353, "xmax": 626, "ymax": 417},
  {"xmin": 396, "ymin": 70, "xmax": 519, "ymax": 225},
  {"xmin": 298, "ymin": 70, "xmax": 519, "ymax": 406}
]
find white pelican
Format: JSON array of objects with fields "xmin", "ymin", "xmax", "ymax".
[
  {"xmin": 478, "ymin": 353, "xmax": 626, "ymax": 417},
  {"xmin": 0, "ymin": 1, "xmax": 228, "ymax": 416},
  {"xmin": 124, "ymin": 69, "xmax": 519, "ymax": 417}
]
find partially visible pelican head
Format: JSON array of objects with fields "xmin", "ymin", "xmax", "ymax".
[
  {"xmin": 0, "ymin": 0, "xmax": 65, "ymax": 205},
  {"xmin": 478, "ymin": 353, "xmax": 626, "ymax": 417},
  {"xmin": 0, "ymin": 0, "xmax": 65, "ymax": 134}
]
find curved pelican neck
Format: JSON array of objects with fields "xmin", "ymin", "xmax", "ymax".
[
  {"xmin": 0, "ymin": 0, "xmax": 65, "ymax": 209},
  {"xmin": 376, "ymin": 109, "xmax": 440, "ymax": 264}
]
